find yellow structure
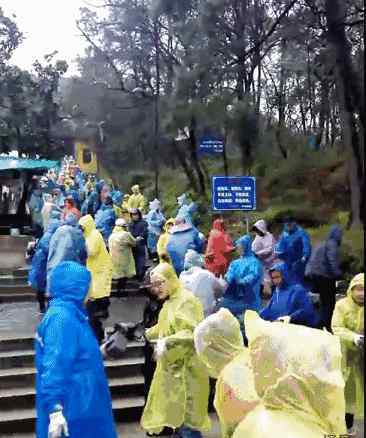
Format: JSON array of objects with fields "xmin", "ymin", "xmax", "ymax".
[{"xmin": 75, "ymin": 141, "xmax": 98, "ymax": 174}]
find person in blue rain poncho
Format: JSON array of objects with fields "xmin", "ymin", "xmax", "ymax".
[
  {"xmin": 81, "ymin": 180, "xmax": 105, "ymax": 217},
  {"xmin": 275, "ymin": 216, "xmax": 311, "ymax": 285},
  {"xmin": 46, "ymin": 214, "xmax": 87, "ymax": 294},
  {"xmin": 95, "ymin": 196, "xmax": 116, "ymax": 244},
  {"xmin": 29, "ymin": 211, "xmax": 62, "ymax": 313},
  {"xmin": 146, "ymin": 199, "xmax": 165, "ymax": 259},
  {"xmin": 218, "ymin": 235, "xmax": 263, "ymax": 342},
  {"xmin": 35, "ymin": 261, "xmax": 117, "ymax": 438},
  {"xmin": 166, "ymin": 217, "xmax": 205, "ymax": 276},
  {"xmin": 176, "ymin": 193, "xmax": 197, "ymax": 226},
  {"xmin": 260, "ymin": 262, "xmax": 319, "ymax": 328}
]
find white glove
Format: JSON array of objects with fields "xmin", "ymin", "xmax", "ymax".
[
  {"xmin": 154, "ymin": 338, "xmax": 167, "ymax": 359},
  {"xmin": 48, "ymin": 411, "xmax": 69, "ymax": 438},
  {"xmin": 353, "ymin": 334, "xmax": 364, "ymax": 348},
  {"xmin": 277, "ymin": 316, "xmax": 291, "ymax": 324}
]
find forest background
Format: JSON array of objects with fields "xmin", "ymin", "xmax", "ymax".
[{"xmin": 0, "ymin": 0, "xmax": 364, "ymax": 276}]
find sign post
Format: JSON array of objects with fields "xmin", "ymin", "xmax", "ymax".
[
  {"xmin": 212, "ymin": 176, "xmax": 257, "ymax": 212},
  {"xmin": 199, "ymin": 135, "xmax": 224, "ymax": 155}
]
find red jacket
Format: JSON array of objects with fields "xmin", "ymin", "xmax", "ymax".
[{"xmin": 205, "ymin": 219, "xmax": 234, "ymax": 276}]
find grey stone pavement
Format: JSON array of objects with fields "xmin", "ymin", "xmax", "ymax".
[{"xmin": 0, "ymin": 296, "xmax": 148, "ymax": 339}]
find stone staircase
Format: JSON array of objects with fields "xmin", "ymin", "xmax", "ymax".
[
  {"xmin": 0, "ymin": 334, "xmax": 146, "ymax": 436},
  {"xmin": 0, "ymin": 268, "xmax": 146, "ymax": 304}
]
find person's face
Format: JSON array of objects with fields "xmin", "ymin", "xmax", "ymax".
[
  {"xmin": 131, "ymin": 213, "xmax": 140, "ymax": 221},
  {"xmin": 285, "ymin": 222, "xmax": 296, "ymax": 232},
  {"xmin": 132, "ymin": 187, "xmax": 139, "ymax": 195},
  {"xmin": 150, "ymin": 277, "xmax": 169, "ymax": 301},
  {"xmin": 352, "ymin": 284, "xmax": 364, "ymax": 306},
  {"xmin": 254, "ymin": 227, "xmax": 265, "ymax": 237},
  {"xmin": 65, "ymin": 200, "xmax": 73, "ymax": 208},
  {"xmin": 237, "ymin": 244, "xmax": 245, "ymax": 257},
  {"xmin": 270, "ymin": 270, "xmax": 283, "ymax": 288}
]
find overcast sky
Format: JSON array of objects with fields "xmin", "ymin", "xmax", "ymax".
[{"xmin": 1, "ymin": 0, "xmax": 91, "ymax": 76}]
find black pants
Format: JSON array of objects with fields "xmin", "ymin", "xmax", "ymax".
[
  {"xmin": 36, "ymin": 290, "xmax": 48, "ymax": 313},
  {"xmin": 116, "ymin": 277, "xmax": 127, "ymax": 295},
  {"xmin": 310, "ymin": 275, "xmax": 336, "ymax": 332},
  {"xmin": 346, "ymin": 413, "xmax": 354, "ymax": 429},
  {"xmin": 86, "ymin": 298, "xmax": 110, "ymax": 344}
]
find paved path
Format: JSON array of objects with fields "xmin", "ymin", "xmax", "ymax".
[{"xmin": 0, "ymin": 296, "xmax": 148, "ymax": 339}]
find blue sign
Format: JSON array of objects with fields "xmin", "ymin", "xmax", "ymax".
[
  {"xmin": 212, "ymin": 176, "xmax": 256, "ymax": 211},
  {"xmin": 199, "ymin": 135, "xmax": 224, "ymax": 154}
]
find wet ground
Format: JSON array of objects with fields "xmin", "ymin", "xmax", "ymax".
[{"xmin": 0, "ymin": 296, "xmax": 148, "ymax": 339}]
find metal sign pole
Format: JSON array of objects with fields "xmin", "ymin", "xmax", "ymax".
[{"xmin": 245, "ymin": 215, "xmax": 249, "ymax": 234}]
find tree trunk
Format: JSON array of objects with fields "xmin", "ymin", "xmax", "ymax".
[
  {"xmin": 189, "ymin": 116, "xmax": 207, "ymax": 197},
  {"xmin": 171, "ymin": 140, "xmax": 198, "ymax": 192},
  {"xmin": 325, "ymin": 0, "xmax": 364, "ymax": 226},
  {"xmin": 153, "ymin": 19, "xmax": 161, "ymax": 199}
]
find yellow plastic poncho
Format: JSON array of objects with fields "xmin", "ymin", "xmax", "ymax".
[
  {"xmin": 79, "ymin": 215, "xmax": 112, "ymax": 300},
  {"xmin": 113, "ymin": 205, "xmax": 123, "ymax": 219},
  {"xmin": 332, "ymin": 273, "xmax": 364, "ymax": 418},
  {"xmin": 157, "ymin": 218, "xmax": 175, "ymax": 263},
  {"xmin": 127, "ymin": 185, "xmax": 146, "ymax": 213},
  {"xmin": 194, "ymin": 309, "xmax": 259, "ymax": 438},
  {"xmin": 193, "ymin": 308, "xmax": 244, "ymax": 379},
  {"xmin": 231, "ymin": 311, "xmax": 347, "ymax": 438},
  {"xmin": 108, "ymin": 225, "xmax": 136, "ymax": 280},
  {"xmin": 141, "ymin": 263, "xmax": 211, "ymax": 435}
]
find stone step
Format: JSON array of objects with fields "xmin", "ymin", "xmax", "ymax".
[
  {"xmin": 0, "ymin": 356, "xmax": 145, "ymax": 388},
  {"xmin": 0, "ymin": 336, "xmax": 34, "ymax": 353},
  {"xmin": 0, "ymin": 284, "xmax": 33, "ymax": 295},
  {"xmin": 0, "ymin": 293, "xmax": 35, "ymax": 304},
  {"xmin": 0, "ymin": 276, "xmax": 29, "ymax": 286},
  {"xmin": 0, "ymin": 341, "xmax": 145, "ymax": 369},
  {"xmin": 0, "ymin": 375, "xmax": 145, "ymax": 411},
  {"xmin": 0, "ymin": 396, "xmax": 145, "ymax": 434}
]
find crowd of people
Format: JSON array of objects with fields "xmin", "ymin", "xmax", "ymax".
[{"xmin": 26, "ymin": 156, "xmax": 364, "ymax": 438}]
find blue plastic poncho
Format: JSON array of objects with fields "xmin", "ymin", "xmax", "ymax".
[
  {"xmin": 111, "ymin": 190, "xmax": 123, "ymax": 206},
  {"xmin": 167, "ymin": 223, "xmax": 205, "ymax": 276},
  {"xmin": 260, "ymin": 262, "xmax": 319, "ymax": 327},
  {"xmin": 46, "ymin": 215, "xmax": 87, "ymax": 293},
  {"xmin": 305, "ymin": 225, "xmax": 342, "ymax": 280},
  {"xmin": 35, "ymin": 262, "xmax": 117, "ymax": 438},
  {"xmin": 29, "ymin": 219, "xmax": 61, "ymax": 292},
  {"xmin": 275, "ymin": 223, "xmax": 312, "ymax": 285},
  {"xmin": 219, "ymin": 235, "xmax": 263, "ymax": 317},
  {"xmin": 95, "ymin": 203, "xmax": 116, "ymax": 243},
  {"xmin": 146, "ymin": 200, "xmax": 165, "ymax": 253}
]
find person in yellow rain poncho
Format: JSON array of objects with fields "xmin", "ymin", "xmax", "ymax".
[
  {"xmin": 332, "ymin": 273, "xmax": 364, "ymax": 434},
  {"xmin": 231, "ymin": 310, "xmax": 347, "ymax": 438},
  {"xmin": 108, "ymin": 218, "xmax": 136, "ymax": 295},
  {"xmin": 194, "ymin": 308, "xmax": 260, "ymax": 438},
  {"xmin": 121, "ymin": 194, "xmax": 131, "ymax": 222},
  {"xmin": 156, "ymin": 218, "xmax": 175, "ymax": 263},
  {"xmin": 79, "ymin": 214, "xmax": 113, "ymax": 344},
  {"xmin": 141, "ymin": 262, "xmax": 211, "ymax": 438},
  {"xmin": 127, "ymin": 184, "xmax": 146, "ymax": 214}
]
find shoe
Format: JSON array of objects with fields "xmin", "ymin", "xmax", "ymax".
[{"xmin": 347, "ymin": 427, "xmax": 357, "ymax": 436}]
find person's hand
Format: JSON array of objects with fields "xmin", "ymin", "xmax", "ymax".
[
  {"xmin": 353, "ymin": 334, "xmax": 364, "ymax": 348},
  {"xmin": 136, "ymin": 236, "xmax": 144, "ymax": 242},
  {"xmin": 100, "ymin": 343, "xmax": 108, "ymax": 359},
  {"xmin": 154, "ymin": 338, "xmax": 167, "ymax": 360},
  {"xmin": 277, "ymin": 316, "xmax": 291, "ymax": 324},
  {"xmin": 48, "ymin": 411, "xmax": 69, "ymax": 438}
]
